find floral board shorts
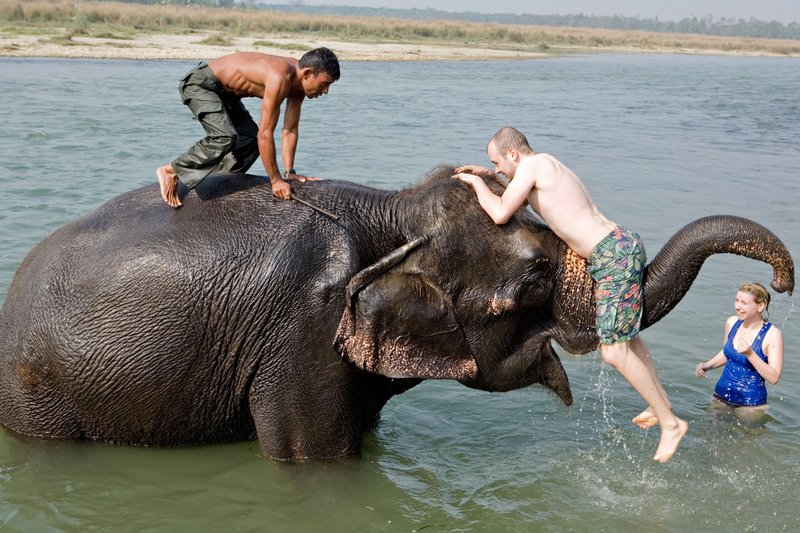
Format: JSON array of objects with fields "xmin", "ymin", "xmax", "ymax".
[{"xmin": 587, "ymin": 226, "xmax": 646, "ymax": 345}]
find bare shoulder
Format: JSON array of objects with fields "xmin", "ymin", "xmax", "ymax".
[
  {"xmin": 724, "ymin": 315, "xmax": 738, "ymax": 332},
  {"xmin": 250, "ymin": 52, "xmax": 296, "ymax": 73},
  {"xmin": 766, "ymin": 324, "xmax": 783, "ymax": 342},
  {"xmin": 522, "ymin": 153, "xmax": 562, "ymax": 186},
  {"xmin": 528, "ymin": 153, "xmax": 566, "ymax": 175},
  {"xmin": 213, "ymin": 51, "xmax": 263, "ymax": 66},
  {"xmin": 529, "ymin": 152, "xmax": 558, "ymax": 167}
]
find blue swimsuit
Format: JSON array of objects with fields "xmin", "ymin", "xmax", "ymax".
[{"xmin": 713, "ymin": 319, "xmax": 771, "ymax": 407}]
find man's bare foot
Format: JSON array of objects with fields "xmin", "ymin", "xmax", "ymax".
[
  {"xmin": 653, "ymin": 417, "xmax": 688, "ymax": 463},
  {"xmin": 632, "ymin": 408, "xmax": 660, "ymax": 429},
  {"xmin": 156, "ymin": 164, "xmax": 182, "ymax": 208}
]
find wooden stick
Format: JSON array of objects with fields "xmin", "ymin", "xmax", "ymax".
[{"xmin": 292, "ymin": 195, "xmax": 340, "ymax": 220}]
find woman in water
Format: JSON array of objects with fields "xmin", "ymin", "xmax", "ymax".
[{"xmin": 695, "ymin": 282, "xmax": 784, "ymax": 419}]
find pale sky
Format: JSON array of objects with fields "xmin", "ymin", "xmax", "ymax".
[{"xmin": 278, "ymin": 1, "xmax": 799, "ymax": 24}]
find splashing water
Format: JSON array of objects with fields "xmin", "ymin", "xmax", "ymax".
[{"xmin": 780, "ymin": 293, "xmax": 795, "ymax": 330}]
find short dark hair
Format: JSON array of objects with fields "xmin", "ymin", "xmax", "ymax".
[
  {"xmin": 489, "ymin": 127, "xmax": 533, "ymax": 155},
  {"xmin": 298, "ymin": 47, "xmax": 340, "ymax": 80}
]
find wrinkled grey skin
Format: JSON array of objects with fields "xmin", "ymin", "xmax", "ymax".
[{"xmin": 0, "ymin": 168, "xmax": 794, "ymax": 460}]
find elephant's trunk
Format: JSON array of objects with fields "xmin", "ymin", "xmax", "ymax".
[{"xmin": 641, "ymin": 215, "xmax": 795, "ymax": 329}]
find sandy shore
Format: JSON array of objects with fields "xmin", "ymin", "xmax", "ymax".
[
  {"xmin": 3, "ymin": 28, "xmax": 795, "ymax": 61},
  {"xmin": 0, "ymin": 31, "xmax": 552, "ymax": 61}
]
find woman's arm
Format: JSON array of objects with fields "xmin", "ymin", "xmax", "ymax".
[
  {"xmin": 695, "ymin": 351, "xmax": 727, "ymax": 377},
  {"xmin": 696, "ymin": 316, "xmax": 737, "ymax": 377}
]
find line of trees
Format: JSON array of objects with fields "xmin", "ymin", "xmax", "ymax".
[{"xmin": 95, "ymin": 1, "xmax": 800, "ymax": 40}]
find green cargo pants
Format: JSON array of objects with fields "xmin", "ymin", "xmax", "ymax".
[{"xmin": 171, "ymin": 62, "xmax": 260, "ymax": 189}]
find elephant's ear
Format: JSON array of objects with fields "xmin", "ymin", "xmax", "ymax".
[{"xmin": 335, "ymin": 238, "xmax": 478, "ymax": 381}]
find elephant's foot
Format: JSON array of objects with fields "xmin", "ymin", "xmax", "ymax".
[
  {"xmin": 157, "ymin": 164, "xmax": 182, "ymax": 208},
  {"xmin": 632, "ymin": 408, "xmax": 659, "ymax": 429}
]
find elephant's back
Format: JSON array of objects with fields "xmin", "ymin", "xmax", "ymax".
[
  {"xmin": 82, "ymin": 173, "xmax": 301, "ymax": 248},
  {"xmin": 1, "ymin": 176, "xmax": 274, "ymax": 327},
  {"xmin": 2, "ymin": 174, "xmax": 363, "ymax": 340},
  {"xmin": 1, "ymin": 173, "xmax": 368, "ymax": 336},
  {"xmin": 10, "ymin": 173, "xmax": 330, "ymax": 286}
]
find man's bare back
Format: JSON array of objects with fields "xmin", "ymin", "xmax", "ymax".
[
  {"xmin": 455, "ymin": 143, "xmax": 615, "ymax": 258},
  {"xmin": 517, "ymin": 153, "xmax": 616, "ymax": 258},
  {"xmin": 208, "ymin": 52, "xmax": 301, "ymax": 100}
]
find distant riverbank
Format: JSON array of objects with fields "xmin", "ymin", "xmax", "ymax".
[
  {"xmin": 5, "ymin": 30, "xmax": 800, "ymax": 62},
  {"xmin": 2, "ymin": 0, "xmax": 799, "ymax": 60},
  {"xmin": 0, "ymin": 31, "xmax": 553, "ymax": 61}
]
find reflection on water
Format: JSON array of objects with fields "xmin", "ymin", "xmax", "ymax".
[{"xmin": 1, "ymin": 54, "xmax": 799, "ymax": 530}]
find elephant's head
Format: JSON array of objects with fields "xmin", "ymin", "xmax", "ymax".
[
  {"xmin": 334, "ymin": 167, "xmax": 795, "ymax": 406},
  {"xmin": 335, "ymin": 167, "xmax": 574, "ymax": 404}
]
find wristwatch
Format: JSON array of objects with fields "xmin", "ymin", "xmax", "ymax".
[{"xmin": 284, "ymin": 168, "xmax": 296, "ymax": 178}]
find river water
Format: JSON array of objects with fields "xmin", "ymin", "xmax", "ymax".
[{"xmin": 1, "ymin": 53, "xmax": 798, "ymax": 531}]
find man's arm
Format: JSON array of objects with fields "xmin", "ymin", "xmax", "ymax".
[
  {"xmin": 258, "ymin": 80, "xmax": 292, "ymax": 200},
  {"xmin": 455, "ymin": 169, "xmax": 536, "ymax": 224},
  {"xmin": 281, "ymin": 95, "xmax": 303, "ymax": 176}
]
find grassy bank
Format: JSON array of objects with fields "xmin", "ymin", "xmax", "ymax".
[{"xmin": 2, "ymin": 0, "xmax": 800, "ymax": 57}]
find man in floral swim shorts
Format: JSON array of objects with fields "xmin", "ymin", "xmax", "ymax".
[
  {"xmin": 588, "ymin": 226, "xmax": 646, "ymax": 344},
  {"xmin": 455, "ymin": 127, "xmax": 688, "ymax": 462}
]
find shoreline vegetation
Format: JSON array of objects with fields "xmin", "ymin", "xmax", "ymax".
[{"xmin": 2, "ymin": 0, "xmax": 799, "ymax": 61}]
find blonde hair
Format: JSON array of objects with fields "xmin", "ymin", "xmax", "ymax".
[{"xmin": 739, "ymin": 282, "xmax": 771, "ymax": 317}]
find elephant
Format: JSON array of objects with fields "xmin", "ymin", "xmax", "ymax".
[{"xmin": 0, "ymin": 167, "xmax": 794, "ymax": 461}]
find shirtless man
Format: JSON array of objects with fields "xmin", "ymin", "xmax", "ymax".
[
  {"xmin": 455, "ymin": 126, "xmax": 688, "ymax": 462},
  {"xmin": 156, "ymin": 48, "xmax": 340, "ymax": 207}
]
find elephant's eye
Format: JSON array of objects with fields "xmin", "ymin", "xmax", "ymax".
[
  {"xmin": 486, "ymin": 259, "xmax": 552, "ymax": 316},
  {"xmin": 515, "ymin": 259, "xmax": 553, "ymax": 309},
  {"xmin": 516, "ymin": 276, "xmax": 551, "ymax": 309}
]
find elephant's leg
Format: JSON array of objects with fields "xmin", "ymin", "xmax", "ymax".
[
  {"xmin": 246, "ymin": 352, "xmax": 375, "ymax": 461},
  {"xmin": 1, "ymin": 356, "xmax": 84, "ymax": 439},
  {"xmin": 248, "ymin": 384, "xmax": 364, "ymax": 461}
]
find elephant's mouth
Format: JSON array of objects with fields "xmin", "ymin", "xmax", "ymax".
[
  {"xmin": 335, "ymin": 306, "xmax": 481, "ymax": 382},
  {"xmin": 379, "ymin": 326, "xmax": 479, "ymax": 381},
  {"xmin": 463, "ymin": 331, "xmax": 573, "ymax": 405}
]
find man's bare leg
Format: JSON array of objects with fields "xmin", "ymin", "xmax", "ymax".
[
  {"xmin": 600, "ymin": 337, "xmax": 688, "ymax": 462},
  {"xmin": 632, "ymin": 355, "xmax": 672, "ymax": 429},
  {"xmin": 156, "ymin": 164, "xmax": 182, "ymax": 208}
]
